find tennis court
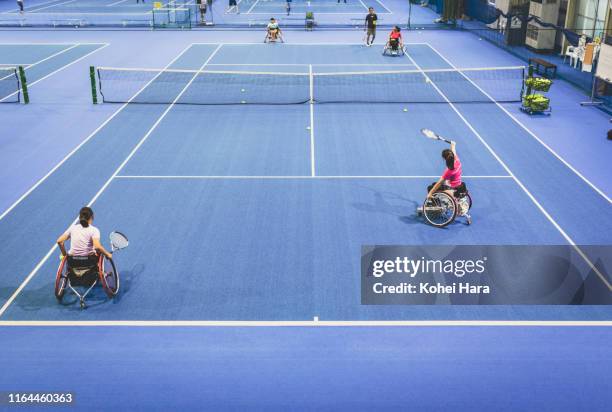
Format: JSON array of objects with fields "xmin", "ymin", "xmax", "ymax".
[
  {"xmin": 1, "ymin": 40, "xmax": 610, "ymax": 321},
  {"xmin": 0, "ymin": 24, "xmax": 610, "ymax": 410},
  {"xmin": 242, "ymin": 0, "xmax": 391, "ymax": 15}
]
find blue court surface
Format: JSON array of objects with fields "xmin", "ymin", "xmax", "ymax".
[{"xmin": 0, "ymin": 27, "xmax": 611, "ymax": 410}]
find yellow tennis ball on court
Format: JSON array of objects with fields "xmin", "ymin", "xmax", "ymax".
[
  {"xmin": 306, "ymin": 126, "xmax": 311, "ymax": 130},
  {"xmin": 403, "ymin": 108, "xmax": 408, "ymax": 112},
  {"xmin": 241, "ymin": 89, "xmax": 246, "ymax": 92}
]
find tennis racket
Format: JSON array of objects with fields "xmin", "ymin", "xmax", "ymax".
[
  {"xmin": 421, "ymin": 128, "xmax": 453, "ymax": 144},
  {"xmin": 109, "ymin": 231, "xmax": 129, "ymax": 253}
]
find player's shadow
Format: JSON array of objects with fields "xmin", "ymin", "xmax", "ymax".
[
  {"xmin": 350, "ymin": 185, "xmax": 421, "ymax": 225},
  {"xmin": 3, "ymin": 263, "xmax": 145, "ymax": 312}
]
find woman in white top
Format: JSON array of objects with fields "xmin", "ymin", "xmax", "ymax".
[{"xmin": 57, "ymin": 207, "xmax": 112, "ymax": 260}]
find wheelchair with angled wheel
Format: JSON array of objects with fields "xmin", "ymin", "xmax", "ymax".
[
  {"xmin": 417, "ymin": 182, "xmax": 472, "ymax": 227},
  {"xmin": 264, "ymin": 28, "xmax": 284, "ymax": 43},
  {"xmin": 383, "ymin": 38, "xmax": 405, "ymax": 57},
  {"xmin": 55, "ymin": 254, "xmax": 119, "ymax": 309}
]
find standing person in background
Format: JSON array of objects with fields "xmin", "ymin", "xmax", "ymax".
[
  {"xmin": 337, "ymin": 0, "xmax": 346, "ymax": 3},
  {"xmin": 286, "ymin": 0, "xmax": 291, "ymax": 16},
  {"xmin": 435, "ymin": 0, "xmax": 463, "ymax": 24},
  {"xmin": 364, "ymin": 7, "xmax": 377, "ymax": 47},
  {"xmin": 199, "ymin": 0, "xmax": 208, "ymax": 23},
  {"xmin": 228, "ymin": 0, "xmax": 239, "ymax": 14},
  {"xmin": 16, "ymin": 0, "xmax": 24, "ymax": 13},
  {"xmin": 136, "ymin": 0, "xmax": 145, "ymax": 4}
]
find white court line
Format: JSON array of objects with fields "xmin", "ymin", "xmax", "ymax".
[
  {"xmin": 0, "ymin": 43, "xmax": 108, "ymax": 103},
  {"xmin": 0, "ymin": 44, "xmax": 224, "ymax": 319},
  {"xmin": 204, "ymin": 63, "xmax": 417, "ymax": 66},
  {"xmin": 106, "ymin": 0, "xmax": 131, "ymax": 6},
  {"xmin": 427, "ymin": 44, "xmax": 611, "ymax": 205},
  {"xmin": 0, "ymin": 42, "xmax": 115, "ymax": 45},
  {"xmin": 225, "ymin": 0, "xmax": 246, "ymax": 14},
  {"xmin": 309, "ymin": 64, "xmax": 315, "ymax": 176},
  {"xmin": 0, "ymin": 0, "xmax": 64, "ymax": 14},
  {"xmin": 403, "ymin": 48, "xmax": 612, "ymax": 292},
  {"xmin": 0, "ymin": 320, "xmax": 610, "ymax": 327},
  {"xmin": 0, "ymin": 42, "xmax": 190, "ymax": 222},
  {"xmin": 115, "ymin": 175, "xmax": 514, "ymax": 179},
  {"xmin": 357, "ymin": 0, "xmax": 370, "ymax": 12},
  {"xmin": 191, "ymin": 42, "xmax": 430, "ymax": 45},
  {"xmin": 249, "ymin": 12, "xmax": 390, "ymax": 14},
  {"xmin": 372, "ymin": 0, "xmax": 392, "ymax": 14},
  {"xmin": 27, "ymin": 0, "xmax": 76, "ymax": 12},
  {"xmin": 245, "ymin": 0, "xmax": 260, "ymax": 14},
  {"xmin": 0, "ymin": 43, "xmax": 79, "ymax": 103},
  {"xmin": 23, "ymin": 43, "xmax": 78, "ymax": 68}
]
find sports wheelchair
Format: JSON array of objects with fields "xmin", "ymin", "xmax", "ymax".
[
  {"xmin": 417, "ymin": 182, "xmax": 472, "ymax": 227},
  {"xmin": 55, "ymin": 254, "xmax": 119, "ymax": 309},
  {"xmin": 264, "ymin": 28, "xmax": 284, "ymax": 43},
  {"xmin": 382, "ymin": 38, "xmax": 405, "ymax": 56}
]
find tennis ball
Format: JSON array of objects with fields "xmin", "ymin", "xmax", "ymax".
[
  {"xmin": 306, "ymin": 126, "xmax": 311, "ymax": 130},
  {"xmin": 241, "ymin": 88, "xmax": 246, "ymax": 92},
  {"xmin": 241, "ymin": 100, "xmax": 246, "ymax": 104},
  {"xmin": 403, "ymin": 108, "xmax": 408, "ymax": 112}
]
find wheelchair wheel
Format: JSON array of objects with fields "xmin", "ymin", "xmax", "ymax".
[
  {"xmin": 423, "ymin": 192, "xmax": 457, "ymax": 227},
  {"xmin": 55, "ymin": 256, "xmax": 68, "ymax": 301},
  {"xmin": 99, "ymin": 255, "xmax": 119, "ymax": 298}
]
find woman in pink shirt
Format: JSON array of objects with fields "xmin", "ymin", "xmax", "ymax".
[{"xmin": 427, "ymin": 140, "xmax": 462, "ymax": 198}]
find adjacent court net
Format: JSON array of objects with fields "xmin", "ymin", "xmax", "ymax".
[
  {"xmin": 96, "ymin": 66, "xmax": 525, "ymax": 105},
  {"xmin": 0, "ymin": 67, "xmax": 21, "ymax": 103}
]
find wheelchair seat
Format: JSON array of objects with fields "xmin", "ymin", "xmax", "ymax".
[
  {"xmin": 66, "ymin": 255, "xmax": 99, "ymax": 287},
  {"xmin": 453, "ymin": 182, "xmax": 468, "ymax": 198}
]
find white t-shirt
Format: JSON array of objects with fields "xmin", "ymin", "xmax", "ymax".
[{"xmin": 64, "ymin": 224, "xmax": 101, "ymax": 256}]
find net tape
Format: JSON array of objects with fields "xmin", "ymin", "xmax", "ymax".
[{"xmin": 97, "ymin": 65, "xmax": 525, "ymax": 105}]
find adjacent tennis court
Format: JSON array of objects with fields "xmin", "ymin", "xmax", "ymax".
[{"xmin": 0, "ymin": 43, "xmax": 107, "ymax": 102}]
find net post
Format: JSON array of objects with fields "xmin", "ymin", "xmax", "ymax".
[
  {"xmin": 90, "ymin": 66, "xmax": 98, "ymax": 104},
  {"xmin": 18, "ymin": 66, "xmax": 29, "ymax": 104},
  {"xmin": 526, "ymin": 65, "xmax": 534, "ymax": 96}
]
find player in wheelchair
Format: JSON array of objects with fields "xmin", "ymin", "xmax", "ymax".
[
  {"xmin": 417, "ymin": 140, "xmax": 472, "ymax": 227},
  {"xmin": 265, "ymin": 18, "xmax": 284, "ymax": 43},
  {"xmin": 55, "ymin": 207, "xmax": 127, "ymax": 308},
  {"xmin": 383, "ymin": 26, "xmax": 404, "ymax": 56}
]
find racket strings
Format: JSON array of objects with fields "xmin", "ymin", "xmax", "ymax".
[{"xmin": 110, "ymin": 231, "xmax": 129, "ymax": 250}]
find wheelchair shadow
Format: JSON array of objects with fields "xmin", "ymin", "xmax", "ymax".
[
  {"xmin": 112, "ymin": 263, "xmax": 145, "ymax": 304},
  {"xmin": 1, "ymin": 263, "xmax": 146, "ymax": 313},
  {"xmin": 350, "ymin": 185, "xmax": 422, "ymax": 226}
]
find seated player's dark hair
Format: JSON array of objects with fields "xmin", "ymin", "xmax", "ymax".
[
  {"xmin": 395, "ymin": 26, "xmax": 401, "ymax": 32},
  {"xmin": 442, "ymin": 149, "xmax": 455, "ymax": 170},
  {"xmin": 79, "ymin": 207, "xmax": 94, "ymax": 228}
]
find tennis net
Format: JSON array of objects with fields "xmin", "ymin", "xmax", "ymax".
[
  {"xmin": 95, "ymin": 65, "xmax": 525, "ymax": 105},
  {"xmin": 0, "ymin": 67, "xmax": 22, "ymax": 103}
]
